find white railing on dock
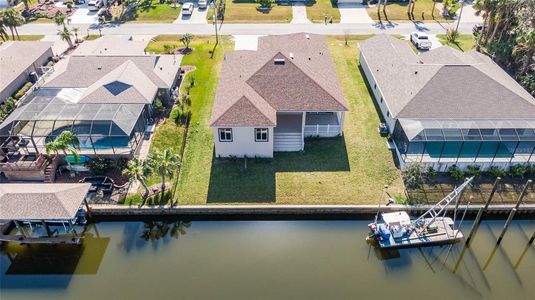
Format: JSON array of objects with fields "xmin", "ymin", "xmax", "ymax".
[{"xmin": 304, "ymin": 124, "xmax": 341, "ymax": 136}]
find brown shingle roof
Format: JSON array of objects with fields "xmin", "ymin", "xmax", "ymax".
[
  {"xmin": 0, "ymin": 183, "xmax": 91, "ymax": 221},
  {"xmin": 211, "ymin": 33, "xmax": 348, "ymax": 127}
]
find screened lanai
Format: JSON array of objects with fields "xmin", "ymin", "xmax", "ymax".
[
  {"xmin": 0, "ymin": 88, "xmax": 150, "ymax": 156},
  {"xmin": 394, "ymin": 118, "xmax": 535, "ymax": 164}
]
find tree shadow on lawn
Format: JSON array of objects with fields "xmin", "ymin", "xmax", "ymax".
[{"xmin": 207, "ymin": 136, "xmax": 350, "ymax": 203}]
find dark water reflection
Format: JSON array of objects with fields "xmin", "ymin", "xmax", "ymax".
[{"xmin": 1, "ymin": 220, "xmax": 534, "ymax": 300}]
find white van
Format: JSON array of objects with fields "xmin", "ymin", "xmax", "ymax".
[{"xmin": 88, "ymin": 0, "xmax": 103, "ymax": 11}]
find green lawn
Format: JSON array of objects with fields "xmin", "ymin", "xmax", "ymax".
[
  {"xmin": 175, "ymin": 35, "xmax": 404, "ymax": 205},
  {"xmin": 1, "ymin": 35, "xmax": 44, "ymax": 42},
  {"xmin": 209, "ymin": 0, "xmax": 292, "ymax": 23},
  {"xmin": 368, "ymin": 0, "xmax": 449, "ymax": 22},
  {"xmin": 306, "ymin": 0, "xmax": 340, "ymax": 23},
  {"xmin": 437, "ymin": 34, "xmax": 476, "ymax": 52},
  {"xmin": 122, "ymin": 0, "xmax": 181, "ymax": 23}
]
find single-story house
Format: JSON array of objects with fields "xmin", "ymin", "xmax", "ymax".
[
  {"xmin": 72, "ymin": 35, "xmax": 149, "ymax": 56},
  {"xmin": 0, "ymin": 41, "xmax": 54, "ymax": 103},
  {"xmin": 210, "ymin": 33, "xmax": 348, "ymax": 158},
  {"xmin": 359, "ymin": 34, "xmax": 535, "ymax": 171},
  {"xmin": 0, "ymin": 54, "xmax": 182, "ymax": 157}
]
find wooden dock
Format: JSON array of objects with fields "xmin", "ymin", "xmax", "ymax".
[
  {"xmin": 0, "ymin": 235, "xmax": 83, "ymax": 245},
  {"xmin": 374, "ymin": 217, "xmax": 462, "ymax": 250}
]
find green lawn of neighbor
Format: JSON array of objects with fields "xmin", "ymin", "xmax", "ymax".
[
  {"xmin": 174, "ymin": 35, "xmax": 404, "ymax": 205},
  {"xmin": 122, "ymin": 0, "xmax": 181, "ymax": 23},
  {"xmin": 437, "ymin": 34, "xmax": 476, "ymax": 52},
  {"xmin": 306, "ymin": 0, "xmax": 340, "ymax": 23},
  {"xmin": 208, "ymin": 0, "xmax": 292, "ymax": 23},
  {"xmin": 1, "ymin": 35, "xmax": 44, "ymax": 42},
  {"xmin": 368, "ymin": 0, "xmax": 449, "ymax": 22}
]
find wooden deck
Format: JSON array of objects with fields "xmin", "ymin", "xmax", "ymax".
[{"xmin": 374, "ymin": 217, "xmax": 463, "ymax": 249}]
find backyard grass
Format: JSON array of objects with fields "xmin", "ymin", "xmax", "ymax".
[
  {"xmin": 208, "ymin": 0, "xmax": 292, "ymax": 23},
  {"xmin": 306, "ymin": 0, "xmax": 340, "ymax": 23},
  {"xmin": 122, "ymin": 0, "xmax": 181, "ymax": 23},
  {"xmin": 437, "ymin": 34, "xmax": 476, "ymax": 52},
  {"xmin": 175, "ymin": 35, "xmax": 404, "ymax": 205},
  {"xmin": 368, "ymin": 0, "xmax": 448, "ymax": 22},
  {"xmin": 172, "ymin": 36, "xmax": 234, "ymax": 204}
]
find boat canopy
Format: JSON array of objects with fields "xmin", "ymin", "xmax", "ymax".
[{"xmin": 381, "ymin": 212, "xmax": 411, "ymax": 227}]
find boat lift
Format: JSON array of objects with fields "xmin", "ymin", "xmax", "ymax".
[{"xmin": 368, "ymin": 177, "xmax": 474, "ymax": 249}]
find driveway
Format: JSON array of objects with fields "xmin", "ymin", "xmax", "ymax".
[
  {"xmin": 58, "ymin": 3, "xmax": 99, "ymax": 24},
  {"xmin": 174, "ymin": 2, "xmax": 208, "ymax": 24},
  {"xmin": 338, "ymin": 3, "xmax": 373, "ymax": 24},
  {"xmin": 291, "ymin": 2, "xmax": 311, "ymax": 24},
  {"xmin": 403, "ymin": 34, "xmax": 442, "ymax": 52}
]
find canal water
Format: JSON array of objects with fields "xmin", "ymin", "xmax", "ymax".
[{"xmin": 1, "ymin": 220, "xmax": 534, "ymax": 300}]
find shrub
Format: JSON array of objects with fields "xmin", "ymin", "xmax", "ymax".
[
  {"xmin": 123, "ymin": 193, "xmax": 143, "ymax": 205},
  {"xmin": 401, "ymin": 162, "xmax": 425, "ymax": 189},
  {"xmin": 448, "ymin": 165, "xmax": 465, "ymax": 181},
  {"xmin": 256, "ymin": 0, "xmax": 274, "ymax": 8},
  {"xmin": 487, "ymin": 166, "xmax": 506, "ymax": 178},
  {"xmin": 426, "ymin": 167, "xmax": 437, "ymax": 180},
  {"xmin": 114, "ymin": 157, "xmax": 129, "ymax": 171},
  {"xmin": 445, "ymin": 29, "xmax": 459, "ymax": 43},
  {"xmin": 14, "ymin": 82, "xmax": 33, "ymax": 100},
  {"xmin": 88, "ymin": 157, "xmax": 112, "ymax": 175},
  {"xmin": 394, "ymin": 194, "xmax": 410, "ymax": 205},
  {"xmin": 466, "ymin": 165, "xmax": 481, "ymax": 179},
  {"xmin": 170, "ymin": 106, "xmax": 191, "ymax": 125},
  {"xmin": 508, "ymin": 164, "xmax": 528, "ymax": 179}
]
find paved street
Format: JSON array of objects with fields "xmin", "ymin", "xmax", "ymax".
[{"xmin": 19, "ymin": 21, "xmax": 477, "ymax": 36}]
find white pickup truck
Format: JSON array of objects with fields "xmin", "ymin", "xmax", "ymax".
[{"xmin": 410, "ymin": 32, "xmax": 432, "ymax": 50}]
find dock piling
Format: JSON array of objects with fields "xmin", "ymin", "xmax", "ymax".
[
  {"xmin": 496, "ymin": 179, "xmax": 532, "ymax": 245},
  {"xmin": 465, "ymin": 177, "xmax": 501, "ymax": 245}
]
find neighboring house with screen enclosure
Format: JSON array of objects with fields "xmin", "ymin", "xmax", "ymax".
[
  {"xmin": 211, "ymin": 33, "xmax": 348, "ymax": 158},
  {"xmin": 359, "ymin": 34, "xmax": 535, "ymax": 171},
  {"xmin": 0, "ymin": 41, "xmax": 54, "ymax": 104},
  {"xmin": 0, "ymin": 54, "xmax": 182, "ymax": 161}
]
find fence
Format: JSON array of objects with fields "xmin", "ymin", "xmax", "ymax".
[{"xmin": 304, "ymin": 124, "xmax": 341, "ymax": 137}]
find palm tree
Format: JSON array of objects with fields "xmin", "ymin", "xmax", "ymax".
[
  {"xmin": 58, "ymin": 25, "xmax": 74, "ymax": 48},
  {"xmin": 0, "ymin": 18, "xmax": 9, "ymax": 42},
  {"xmin": 1, "ymin": 8, "xmax": 24, "ymax": 40},
  {"xmin": 54, "ymin": 14, "xmax": 66, "ymax": 27},
  {"xmin": 147, "ymin": 148, "xmax": 181, "ymax": 203},
  {"xmin": 44, "ymin": 131, "xmax": 80, "ymax": 170},
  {"xmin": 179, "ymin": 33, "xmax": 194, "ymax": 50},
  {"xmin": 122, "ymin": 157, "xmax": 152, "ymax": 200}
]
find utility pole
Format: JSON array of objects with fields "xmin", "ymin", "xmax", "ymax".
[{"xmin": 455, "ymin": 0, "xmax": 465, "ymax": 33}]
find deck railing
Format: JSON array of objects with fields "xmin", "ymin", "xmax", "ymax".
[{"xmin": 304, "ymin": 124, "xmax": 341, "ymax": 136}]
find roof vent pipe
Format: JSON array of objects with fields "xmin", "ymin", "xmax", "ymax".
[
  {"xmin": 289, "ymin": 53, "xmax": 294, "ymax": 59},
  {"xmin": 306, "ymin": 34, "xmax": 310, "ymax": 40}
]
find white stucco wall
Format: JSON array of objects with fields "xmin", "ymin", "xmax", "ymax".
[
  {"xmin": 359, "ymin": 51, "xmax": 395, "ymax": 132},
  {"xmin": 213, "ymin": 127, "xmax": 274, "ymax": 158}
]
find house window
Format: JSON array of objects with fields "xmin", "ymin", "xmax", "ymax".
[
  {"xmin": 219, "ymin": 128, "xmax": 232, "ymax": 142},
  {"xmin": 255, "ymin": 128, "xmax": 269, "ymax": 142},
  {"xmin": 374, "ymin": 84, "xmax": 377, "ymax": 90},
  {"xmin": 380, "ymin": 97, "xmax": 383, "ymax": 103},
  {"xmin": 387, "ymin": 111, "xmax": 390, "ymax": 117}
]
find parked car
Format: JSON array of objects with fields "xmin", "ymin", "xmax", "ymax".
[
  {"xmin": 198, "ymin": 0, "xmax": 208, "ymax": 9},
  {"xmin": 182, "ymin": 2, "xmax": 194, "ymax": 16},
  {"xmin": 472, "ymin": 23, "xmax": 484, "ymax": 35},
  {"xmin": 88, "ymin": 0, "xmax": 103, "ymax": 11},
  {"xmin": 410, "ymin": 32, "xmax": 432, "ymax": 50}
]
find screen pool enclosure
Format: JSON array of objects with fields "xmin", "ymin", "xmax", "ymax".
[{"xmin": 0, "ymin": 88, "xmax": 150, "ymax": 155}]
